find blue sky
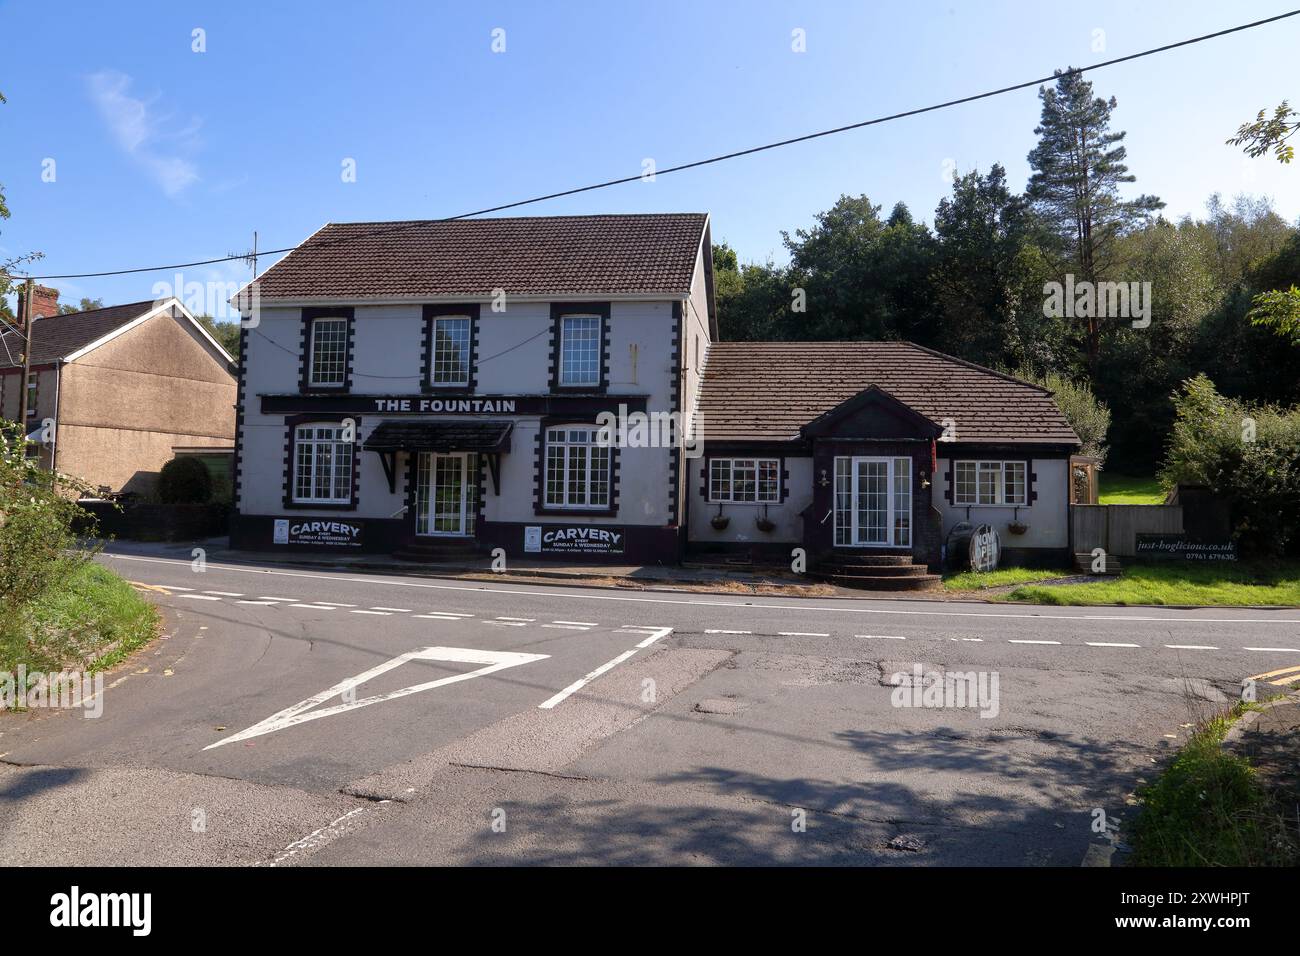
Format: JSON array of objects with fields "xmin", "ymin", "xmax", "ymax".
[{"xmin": 3, "ymin": 0, "xmax": 1298, "ymax": 319}]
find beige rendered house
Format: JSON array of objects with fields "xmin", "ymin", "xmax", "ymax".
[{"xmin": 0, "ymin": 287, "xmax": 237, "ymax": 495}]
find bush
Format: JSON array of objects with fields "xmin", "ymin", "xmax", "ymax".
[
  {"xmin": 1012, "ymin": 365, "xmax": 1111, "ymax": 464},
  {"xmin": 0, "ymin": 419, "xmax": 99, "ymax": 661},
  {"xmin": 1159, "ymin": 375, "xmax": 1300, "ymax": 557},
  {"xmin": 157, "ymin": 456, "xmax": 213, "ymax": 504}
]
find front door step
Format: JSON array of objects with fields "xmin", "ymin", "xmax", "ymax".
[{"xmin": 814, "ymin": 554, "xmax": 941, "ymax": 592}]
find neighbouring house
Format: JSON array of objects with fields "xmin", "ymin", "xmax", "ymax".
[
  {"xmin": 231, "ymin": 213, "xmax": 1080, "ymax": 585},
  {"xmin": 0, "ymin": 287, "xmax": 238, "ymax": 495}
]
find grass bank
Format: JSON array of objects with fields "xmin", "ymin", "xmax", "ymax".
[
  {"xmin": 1129, "ymin": 704, "xmax": 1298, "ymax": 867},
  {"xmin": 1004, "ymin": 560, "xmax": 1300, "ymax": 607},
  {"xmin": 1098, "ymin": 473, "xmax": 1165, "ymax": 505},
  {"xmin": 943, "ymin": 567, "xmax": 1071, "ymax": 591},
  {"xmin": 1, "ymin": 560, "xmax": 158, "ymax": 675}
]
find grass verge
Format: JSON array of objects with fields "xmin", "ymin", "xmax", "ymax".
[
  {"xmin": 1098, "ymin": 473, "xmax": 1166, "ymax": 505},
  {"xmin": 1004, "ymin": 560, "xmax": 1300, "ymax": 607},
  {"xmin": 943, "ymin": 567, "xmax": 1072, "ymax": 591},
  {"xmin": 1129, "ymin": 703, "xmax": 1298, "ymax": 867},
  {"xmin": 1, "ymin": 560, "xmax": 159, "ymax": 675}
]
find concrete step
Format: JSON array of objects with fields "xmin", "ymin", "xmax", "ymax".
[
  {"xmin": 823, "ymin": 553, "xmax": 915, "ymax": 567},
  {"xmin": 826, "ymin": 573, "xmax": 943, "ymax": 592},
  {"xmin": 818, "ymin": 562, "xmax": 933, "ymax": 577},
  {"xmin": 1073, "ymin": 552, "xmax": 1124, "ymax": 575}
]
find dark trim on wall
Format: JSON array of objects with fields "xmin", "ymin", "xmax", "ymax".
[
  {"xmin": 548, "ymin": 302, "xmax": 610, "ymax": 394},
  {"xmin": 232, "ymin": 325, "xmax": 250, "ymax": 513},
  {"xmin": 420, "ymin": 303, "xmax": 480, "ymax": 395},
  {"xmin": 298, "ymin": 306, "xmax": 355, "ymax": 394},
  {"xmin": 280, "ymin": 412, "xmax": 362, "ymax": 510},
  {"xmin": 668, "ymin": 300, "xmax": 683, "ymax": 527},
  {"xmin": 533, "ymin": 415, "xmax": 620, "ymax": 517},
  {"xmin": 698, "ymin": 453, "xmax": 786, "ymax": 505}
]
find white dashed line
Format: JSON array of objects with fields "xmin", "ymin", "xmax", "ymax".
[
  {"xmin": 487, "ymin": 620, "xmax": 528, "ymax": 627},
  {"xmin": 1165, "ymin": 644, "xmax": 1219, "ymax": 651},
  {"xmin": 552, "ymin": 621, "xmax": 599, "ymax": 627},
  {"xmin": 162, "ymin": 585, "xmax": 195, "ymax": 591},
  {"xmin": 705, "ymin": 629, "xmax": 751, "ymax": 634},
  {"xmin": 180, "ymin": 594, "xmax": 222, "ymax": 601},
  {"xmin": 414, "ymin": 614, "xmax": 465, "ymax": 620},
  {"xmin": 778, "ymin": 631, "xmax": 830, "ymax": 637},
  {"xmin": 496, "ymin": 617, "xmax": 534, "ymax": 622},
  {"xmin": 1244, "ymin": 647, "xmax": 1300, "ymax": 652},
  {"xmin": 542, "ymin": 624, "xmax": 590, "ymax": 630},
  {"xmin": 857, "ymin": 634, "xmax": 906, "ymax": 640},
  {"xmin": 370, "ymin": 607, "xmax": 411, "ymax": 613},
  {"xmin": 1086, "ymin": 642, "xmax": 1141, "ymax": 648},
  {"xmin": 289, "ymin": 604, "xmax": 336, "ymax": 610},
  {"xmin": 350, "ymin": 610, "xmax": 391, "ymax": 616},
  {"xmin": 312, "ymin": 602, "xmax": 357, "ymax": 607},
  {"xmin": 259, "ymin": 597, "xmax": 299, "ymax": 602},
  {"xmin": 1009, "ymin": 640, "xmax": 1061, "ymax": 645},
  {"xmin": 203, "ymin": 590, "xmax": 244, "ymax": 597},
  {"xmin": 961, "ymin": 637, "xmax": 984, "ymax": 642},
  {"xmin": 236, "ymin": 600, "xmax": 279, "ymax": 606}
]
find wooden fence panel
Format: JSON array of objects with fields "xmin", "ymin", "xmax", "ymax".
[{"xmin": 1070, "ymin": 504, "xmax": 1183, "ymax": 557}]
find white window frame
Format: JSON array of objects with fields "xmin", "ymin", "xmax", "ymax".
[
  {"xmin": 952, "ymin": 459, "xmax": 1028, "ymax": 506},
  {"xmin": 308, "ymin": 317, "xmax": 348, "ymax": 388},
  {"xmin": 544, "ymin": 426, "xmax": 611, "ymax": 509},
  {"xmin": 430, "ymin": 316, "xmax": 472, "ymax": 387},
  {"xmin": 558, "ymin": 315, "xmax": 601, "ymax": 387},
  {"xmin": 708, "ymin": 458, "xmax": 780, "ymax": 504},
  {"xmin": 833, "ymin": 456, "xmax": 911, "ymax": 548},
  {"xmin": 292, "ymin": 423, "xmax": 354, "ymax": 505},
  {"xmin": 25, "ymin": 373, "xmax": 36, "ymax": 417}
]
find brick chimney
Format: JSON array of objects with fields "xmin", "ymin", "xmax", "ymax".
[{"xmin": 16, "ymin": 284, "xmax": 59, "ymax": 327}]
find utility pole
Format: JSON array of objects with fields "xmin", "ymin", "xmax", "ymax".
[{"xmin": 17, "ymin": 278, "xmax": 33, "ymax": 426}]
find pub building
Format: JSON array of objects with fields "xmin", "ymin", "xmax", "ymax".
[{"xmin": 233, "ymin": 214, "xmax": 1080, "ymax": 589}]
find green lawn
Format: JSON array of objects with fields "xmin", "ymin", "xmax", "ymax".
[
  {"xmin": 1, "ymin": 560, "xmax": 158, "ymax": 675},
  {"xmin": 1098, "ymin": 473, "xmax": 1166, "ymax": 504},
  {"xmin": 943, "ymin": 567, "xmax": 1071, "ymax": 591},
  {"xmin": 1005, "ymin": 561, "xmax": 1300, "ymax": 607}
]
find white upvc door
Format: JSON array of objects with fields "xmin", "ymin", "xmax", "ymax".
[
  {"xmin": 417, "ymin": 452, "xmax": 478, "ymax": 537},
  {"xmin": 834, "ymin": 456, "xmax": 912, "ymax": 548}
]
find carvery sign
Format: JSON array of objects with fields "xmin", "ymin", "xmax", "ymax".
[
  {"xmin": 525, "ymin": 525, "xmax": 625, "ymax": 555},
  {"xmin": 274, "ymin": 518, "xmax": 364, "ymax": 547}
]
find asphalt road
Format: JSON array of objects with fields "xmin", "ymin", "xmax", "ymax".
[{"xmin": 2, "ymin": 551, "xmax": 1297, "ymax": 866}]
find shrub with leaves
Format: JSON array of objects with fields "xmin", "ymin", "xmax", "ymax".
[
  {"xmin": 0, "ymin": 419, "xmax": 100, "ymax": 664},
  {"xmin": 1159, "ymin": 375, "xmax": 1300, "ymax": 557},
  {"xmin": 157, "ymin": 455, "xmax": 213, "ymax": 504},
  {"xmin": 1012, "ymin": 365, "xmax": 1111, "ymax": 464}
]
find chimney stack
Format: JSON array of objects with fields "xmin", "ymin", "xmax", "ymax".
[{"xmin": 17, "ymin": 284, "xmax": 59, "ymax": 327}]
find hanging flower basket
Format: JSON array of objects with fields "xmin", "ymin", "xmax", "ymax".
[
  {"xmin": 711, "ymin": 506, "xmax": 730, "ymax": 530},
  {"xmin": 755, "ymin": 509, "xmax": 776, "ymax": 533},
  {"xmin": 1007, "ymin": 520, "xmax": 1029, "ymax": 535}
]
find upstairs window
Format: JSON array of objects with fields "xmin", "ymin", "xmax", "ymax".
[
  {"xmin": 309, "ymin": 317, "xmax": 348, "ymax": 387},
  {"xmin": 26, "ymin": 373, "xmax": 37, "ymax": 417},
  {"xmin": 953, "ymin": 460, "xmax": 1027, "ymax": 506},
  {"xmin": 430, "ymin": 316, "xmax": 472, "ymax": 387},
  {"xmin": 559, "ymin": 315, "xmax": 601, "ymax": 387}
]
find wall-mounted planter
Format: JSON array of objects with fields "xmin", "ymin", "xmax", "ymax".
[
  {"xmin": 711, "ymin": 506, "xmax": 730, "ymax": 530},
  {"xmin": 755, "ymin": 511, "xmax": 776, "ymax": 533},
  {"xmin": 1007, "ymin": 520, "xmax": 1029, "ymax": 536}
]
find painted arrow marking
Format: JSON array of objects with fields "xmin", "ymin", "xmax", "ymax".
[{"xmin": 204, "ymin": 646, "xmax": 549, "ymax": 750}]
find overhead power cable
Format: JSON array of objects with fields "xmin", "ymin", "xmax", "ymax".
[{"xmin": 24, "ymin": 8, "xmax": 1300, "ymax": 282}]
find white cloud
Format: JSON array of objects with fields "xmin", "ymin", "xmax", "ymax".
[{"xmin": 86, "ymin": 70, "xmax": 200, "ymax": 197}]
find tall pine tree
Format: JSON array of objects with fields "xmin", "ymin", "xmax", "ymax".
[{"xmin": 1027, "ymin": 69, "xmax": 1163, "ymax": 373}]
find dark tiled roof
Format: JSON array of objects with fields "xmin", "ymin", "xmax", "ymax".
[
  {"xmin": 255, "ymin": 214, "xmax": 709, "ymax": 300},
  {"xmin": 6, "ymin": 300, "xmax": 158, "ymax": 366},
  {"xmin": 363, "ymin": 420, "xmax": 514, "ymax": 453},
  {"xmin": 697, "ymin": 341, "xmax": 1081, "ymax": 445}
]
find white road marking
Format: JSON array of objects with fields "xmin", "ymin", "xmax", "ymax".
[
  {"xmin": 961, "ymin": 637, "xmax": 984, "ymax": 642},
  {"xmin": 705, "ymin": 629, "xmax": 751, "ymax": 634},
  {"xmin": 162, "ymin": 585, "xmax": 194, "ymax": 591},
  {"xmin": 414, "ymin": 614, "xmax": 466, "ymax": 620},
  {"xmin": 857, "ymin": 634, "xmax": 906, "ymax": 640},
  {"xmin": 1165, "ymin": 644, "xmax": 1219, "ymax": 650},
  {"xmin": 203, "ymin": 590, "xmax": 244, "ymax": 597},
  {"xmin": 103, "ymin": 554, "xmax": 1300, "ymax": 625},
  {"xmin": 496, "ymin": 617, "xmax": 534, "ymax": 622},
  {"xmin": 312, "ymin": 602, "xmax": 357, "ymax": 607},
  {"xmin": 350, "ymin": 609, "xmax": 391, "ymax": 616},
  {"xmin": 552, "ymin": 620, "xmax": 599, "ymax": 627},
  {"xmin": 541, "ymin": 624, "xmax": 589, "ymax": 630},
  {"xmin": 486, "ymin": 620, "xmax": 528, "ymax": 627},
  {"xmin": 370, "ymin": 607, "xmax": 411, "ymax": 613},
  {"xmin": 206, "ymin": 646, "xmax": 550, "ymax": 749},
  {"xmin": 1244, "ymin": 647, "xmax": 1300, "ymax": 652},
  {"xmin": 180, "ymin": 594, "xmax": 222, "ymax": 601},
  {"xmin": 538, "ymin": 627, "xmax": 673, "ymax": 709},
  {"xmin": 778, "ymin": 631, "xmax": 830, "ymax": 637},
  {"xmin": 1009, "ymin": 640, "xmax": 1061, "ymax": 645},
  {"xmin": 271, "ymin": 807, "xmax": 368, "ymax": 866},
  {"xmin": 237, "ymin": 600, "xmax": 279, "ymax": 606},
  {"xmin": 1086, "ymin": 642, "xmax": 1141, "ymax": 648},
  {"xmin": 426, "ymin": 612, "xmax": 473, "ymax": 618},
  {"xmin": 289, "ymin": 604, "xmax": 336, "ymax": 610},
  {"xmin": 259, "ymin": 597, "xmax": 299, "ymax": 602}
]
